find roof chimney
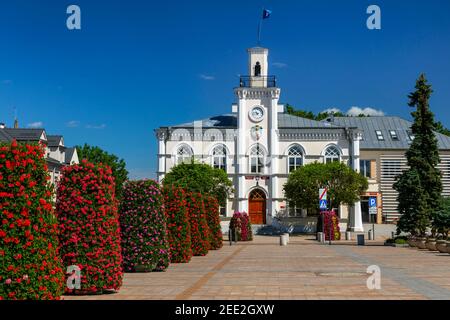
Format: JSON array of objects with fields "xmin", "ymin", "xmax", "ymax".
[{"xmin": 14, "ymin": 119, "xmax": 18, "ymax": 128}]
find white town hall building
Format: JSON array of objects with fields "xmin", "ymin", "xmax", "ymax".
[{"xmin": 155, "ymin": 47, "xmax": 450, "ymax": 232}]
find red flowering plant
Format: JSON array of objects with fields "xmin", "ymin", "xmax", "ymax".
[
  {"xmin": 120, "ymin": 180, "xmax": 169, "ymax": 272},
  {"xmin": 185, "ymin": 192, "xmax": 210, "ymax": 256},
  {"xmin": 204, "ymin": 196, "xmax": 223, "ymax": 250},
  {"xmin": 322, "ymin": 210, "xmax": 341, "ymax": 241},
  {"xmin": 230, "ymin": 212, "xmax": 253, "ymax": 241},
  {"xmin": 163, "ymin": 186, "xmax": 192, "ymax": 263},
  {"xmin": 0, "ymin": 140, "xmax": 65, "ymax": 300},
  {"xmin": 56, "ymin": 160, "xmax": 123, "ymax": 294}
]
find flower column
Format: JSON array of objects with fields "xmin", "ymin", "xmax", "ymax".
[{"xmin": 156, "ymin": 130, "xmax": 166, "ymax": 183}]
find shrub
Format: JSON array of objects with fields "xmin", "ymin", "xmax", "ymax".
[
  {"xmin": 0, "ymin": 141, "xmax": 65, "ymax": 300},
  {"xmin": 322, "ymin": 211, "xmax": 341, "ymax": 241},
  {"xmin": 57, "ymin": 160, "xmax": 123, "ymax": 294},
  {"xmin": 230, "ymin": 212, "xmax": 253, "ymax": 241},
  {"xmin": 186, "ymin": 192, "xmax": 210, "ymax": 256},
  {"xmin": 163, "ymin": 186, "xmax": 192, "ymax": 263},
  {"xmin": 120, "ymin": 180, "xmax": 169, "ymax": 272},
  {"xmin": 204, "ymin": 196, "xmax": 223, "ymax": 250}
]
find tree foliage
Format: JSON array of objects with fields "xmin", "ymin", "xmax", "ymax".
[
  {"xmin": 283, "ymin": 161, "xmax": 368, "ymax": 215},
  {"xmin": 162, "ymin": 162, "xmax": 233, "ymax": 207},
  {"xmin": 76, "ymin": 144, "xmax": 128, "ymax": 199},
  {"xmin": 394, "ymin": 74, "xmax": 443, "ymax": 236},
  {"xmin": 432, "ymin": 197, "xmax": 450, "ymax": 239}
]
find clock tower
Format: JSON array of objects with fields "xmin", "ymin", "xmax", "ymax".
[{"xmin": 234, "ymin": 47, "xmax": 281, "ymax": 223}]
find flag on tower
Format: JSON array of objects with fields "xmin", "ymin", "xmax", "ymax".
[{"xmin": 262, "ymin": 9, "xmax": 272, "ymax": 19}]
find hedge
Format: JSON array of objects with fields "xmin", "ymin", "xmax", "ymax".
[
  {"xmin": 185, "ymin": 192, "xmax": 210, "ymax": 256},
  {"xmin": 230, "ymin": 212, "xmax": 253, "ymax": 241},
  {"xmin": 204, "ymin": 196, "xmax": 223, "ymax": 250},
  {"xmin": 163, "ymin": 186, "xmax": 192, "ymax": 263},
  {"xmin": 120, "ymin": 180, "xmax": 169, "ymax": 272},
  {"xmin": 56, "ymin": 160, "xmax": 123, "ymax": 294},
  {"xmin": 0, "ymin": 141, "xmax": 65, "ymax": 300}
]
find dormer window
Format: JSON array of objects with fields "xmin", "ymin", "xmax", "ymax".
[
  {"xmin": 407, "ymin": 130, "xmax": 415, "ymax": 141},
  {"xmin": 389, "ymin": 130, "xmax": 399, "ymax": 141},
  {"xmin": 375, "ymin": 130, "xmax": 384, "ymax": 141}
]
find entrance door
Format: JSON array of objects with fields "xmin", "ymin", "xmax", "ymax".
[{"xmin": 248, "ymin": 189, "xmax": 266, "ymax": 224}]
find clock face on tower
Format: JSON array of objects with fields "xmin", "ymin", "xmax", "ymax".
[{"xmin": 249, "ymin": 106, "xmax": 264, "ymax": 122}]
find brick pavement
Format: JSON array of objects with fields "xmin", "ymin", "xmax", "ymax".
[{"xmin": 63, "ymin": 235, "xmax": 450, "ymax": 300}]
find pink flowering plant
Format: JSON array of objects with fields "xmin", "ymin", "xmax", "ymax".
[
  {"xmin": 230, "ymin": 212, "xmax": 253, "ymax": 241},
  {"xmin": 120, "ymin": 180, "xmax": 169, "ymax": 272}
]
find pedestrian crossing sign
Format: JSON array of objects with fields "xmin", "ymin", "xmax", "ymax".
[{"xmin": 319, "ymin": 199, "xmax": 328, "ymax": 210}]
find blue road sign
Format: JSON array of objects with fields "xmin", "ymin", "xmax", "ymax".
[
  {"xmin": 319, "ymin": 199, "xmax": 328, "ymax": 210},
  {"xmin": 369, "ymin": 197, "xmax": 377, "ymax": 208}
]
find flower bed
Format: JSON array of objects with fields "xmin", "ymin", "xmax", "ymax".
[
  {"xmin": 56, "ymin": 160, "xmax": 123, "ymax": 294},
  {"xmin": 0, "ymin": 141, "xmax": 65, "ymax": 300},
  {"xmin": 204, "ymin": 196, "xmax": 223, "ymax": 250},
  {"xmin": 120, "ymin": 180, "xmax": 169, "ymax": 272},
  {"xmin": 163, "ymin": 186, "xmax": 192, "ymax": 263},
  {"xmin": 322, "ymin": 211, "xmax": 341, "ymax": 241},
  {"xmin": 230, "ymin": 212, "xmax": 253, "ymax": 241},
  {"xmin": 186, "ymin": 192, "xmax": 210, "ymax": 256}
]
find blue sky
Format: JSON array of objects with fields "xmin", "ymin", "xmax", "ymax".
[{"xmin": 1, "ymin": 0, "xmax": 449, "ymax": 179}]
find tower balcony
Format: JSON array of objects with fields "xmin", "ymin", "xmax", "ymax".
[{"xmin": 239, "ymin": 75, "xmax": 277, "ymax": 88}]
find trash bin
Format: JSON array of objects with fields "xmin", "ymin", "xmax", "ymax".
[
  {"xmin": 317, "ymin": 232, "xmax": 323, "ymax": 242},
  {"xmin": 357, "ymin": 234, "xmax": 365, "ymax": 246},
  {"xmin": 284, "ymin": 233, "xmax": 290, "ymax": 243},
  {"xmin": 345, "ymin": 231, "xmax": 351, "ymax": 240},
  {"xmin": 368, "ymin": 230, "xmax": 374, "ymax": 240}
]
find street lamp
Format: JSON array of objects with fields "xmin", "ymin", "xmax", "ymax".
[{"xmin": 255, "ymin": 175, "xmax": 260, "ymax": 186}]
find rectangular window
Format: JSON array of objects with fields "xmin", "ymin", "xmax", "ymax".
[
  {"xmin": 219, "ymin": 206, "xmax": 226, "ymax": 217},
  {"xmin": 288, "ymin": 157, "xmax": 302, "ymax": 172},
  {"xmin": 375, "ymin": 130, "xmax": 384, "ymax": 141},
  {"xmin": 251, "ymin": 157, "xmax": 263, "ymax": 173},
  {"xmin": 360, "ymin": 160, "xmax": 372, "ymax": 178},
  {"xmin": 389, "ymin": 130, "xmax": 399, "ymax": 140},
  {"xmin": 288, "ymin": 202, "xmax": 302, "ymax": 217}
]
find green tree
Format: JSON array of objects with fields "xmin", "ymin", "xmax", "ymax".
[
  {"xmin": 435, "ymin": 121, "xmax": 450, "ymax": 137},
  {"xmin": 162, "ymin": 162, "xmax": 233, "ymax": 207},
  {"xmin": 394, "ymin": 74, "xmax": 442, "ymax": 236},
  {"xmin": 432, "ymin": 197, "xmax": 450, "ymax": 239},
  {"xmin": 76, "ymin": 144, "xmax": 128, "ymax": 199},
  {"xmin": 283, "ymin": 161, "xmax": 368, "ymax": 215}
]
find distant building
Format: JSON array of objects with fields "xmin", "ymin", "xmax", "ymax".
[
  {"xmin": 155, "ymin": 46, "xmax": 450, "ymax": 230},
  {"xmin": 0, "ymin": 123, "xmax": 79, "ymax": 186}
]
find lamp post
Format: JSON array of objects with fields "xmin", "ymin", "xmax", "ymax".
[{"xmin": 255, "ymin": 175, "xmax": 260, "ymax": 187}]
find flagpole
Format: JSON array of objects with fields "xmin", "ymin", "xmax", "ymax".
[{"xmin": 257, "ymin": 18, "xmax": 262, "ymax": 46}]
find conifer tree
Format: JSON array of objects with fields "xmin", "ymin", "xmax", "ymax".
[{"xmin": 394, "ymin": 74, "xmax": 442, "ymax": 235}]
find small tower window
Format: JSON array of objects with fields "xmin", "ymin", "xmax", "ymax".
[{"xmin": 254, "ymin": 62, "xmax": 261, "ymax": 77}]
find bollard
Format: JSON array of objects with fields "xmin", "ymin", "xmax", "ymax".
[
  {"xmin": 357, "ymin": 234, "xmax": 365, "ymax": 246},
  {"xmin": 284, "ymin": 233, "xmax": 290, "ymax": 243},
  {"xmin": 345, "ymin": 231, "xmax": 351, "ymax": 241},
  {"xmin": 228, "ymin": 229, "xmax": 232, "ymax": 246},
  {"xmin": 317, "ymin": 232, "xmax": 323, "ymax": 242},
  {"xmin": 280, "ymin": 234, "xmax": 288, "ymax": 246}
]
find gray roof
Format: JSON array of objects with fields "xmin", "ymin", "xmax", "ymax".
[
  {"xmin": 327, "ymin": 116, "xmax": 450, "ymax": 150},
  {"xmin": 169, "ymin": 114, "xmax": 238, "ymax": 128},
  {"xmin": 278, "ymin": 113, "xmax": 339, "ymax": 128},
  {"xmin": 47, "ymin": 135, "xmax": 63, "ymax": 147},
  {"xmin": 0, "ymin": 128, "xmax": 45, "ymax": 142},
  {"xmin": 65, "ymin": 147, "xmax": 76, "ymax": 164}
]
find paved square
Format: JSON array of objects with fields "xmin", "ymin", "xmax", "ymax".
[{"xmin": 64, "ymin": 236, "xmax": 450, "ymax": 300}]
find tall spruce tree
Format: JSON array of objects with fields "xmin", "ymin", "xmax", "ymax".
[{"xmin": 394, "ymin": 74, "xmax": 442, "ymax": 235}]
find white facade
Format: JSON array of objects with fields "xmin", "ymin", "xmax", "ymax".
[{"xmin": 156, "ymin": 47, "xmax": 364, "ymax": 232}]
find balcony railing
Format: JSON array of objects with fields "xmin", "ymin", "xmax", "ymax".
[{"xmin": 239, "ymin": 75, "xmax": 277, "ymax": 88}]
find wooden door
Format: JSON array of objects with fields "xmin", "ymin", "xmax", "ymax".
[{"xmin": 248, "ymin": 189, "xmax": 266, "ymax": 224}]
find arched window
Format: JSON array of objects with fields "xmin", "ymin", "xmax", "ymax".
[
  {"xmin": 288, "ymin": 145, "xmax": 303, "ymax": 172},
  {"xmin": 176, "ymin": 145, "xmax": 193, "ymax": 165},
  {"xmin": 250, "ymin": 145, "xmax": 265, "ymax": 173},
  {"xmin": 254, "ymin": 62, "xmax": 261, "ymax": 77},
  {"xmin": 324, "ymin": 146, "xmax": 340, "ymax": 163},
  {"xmin": 212, "ymin": 145, "xmax": 227, "ymax": 172}
]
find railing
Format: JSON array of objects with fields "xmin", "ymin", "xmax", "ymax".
[{"xmin": 239, "ymin": 75, "xmax": 277, "ymax": 88}]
